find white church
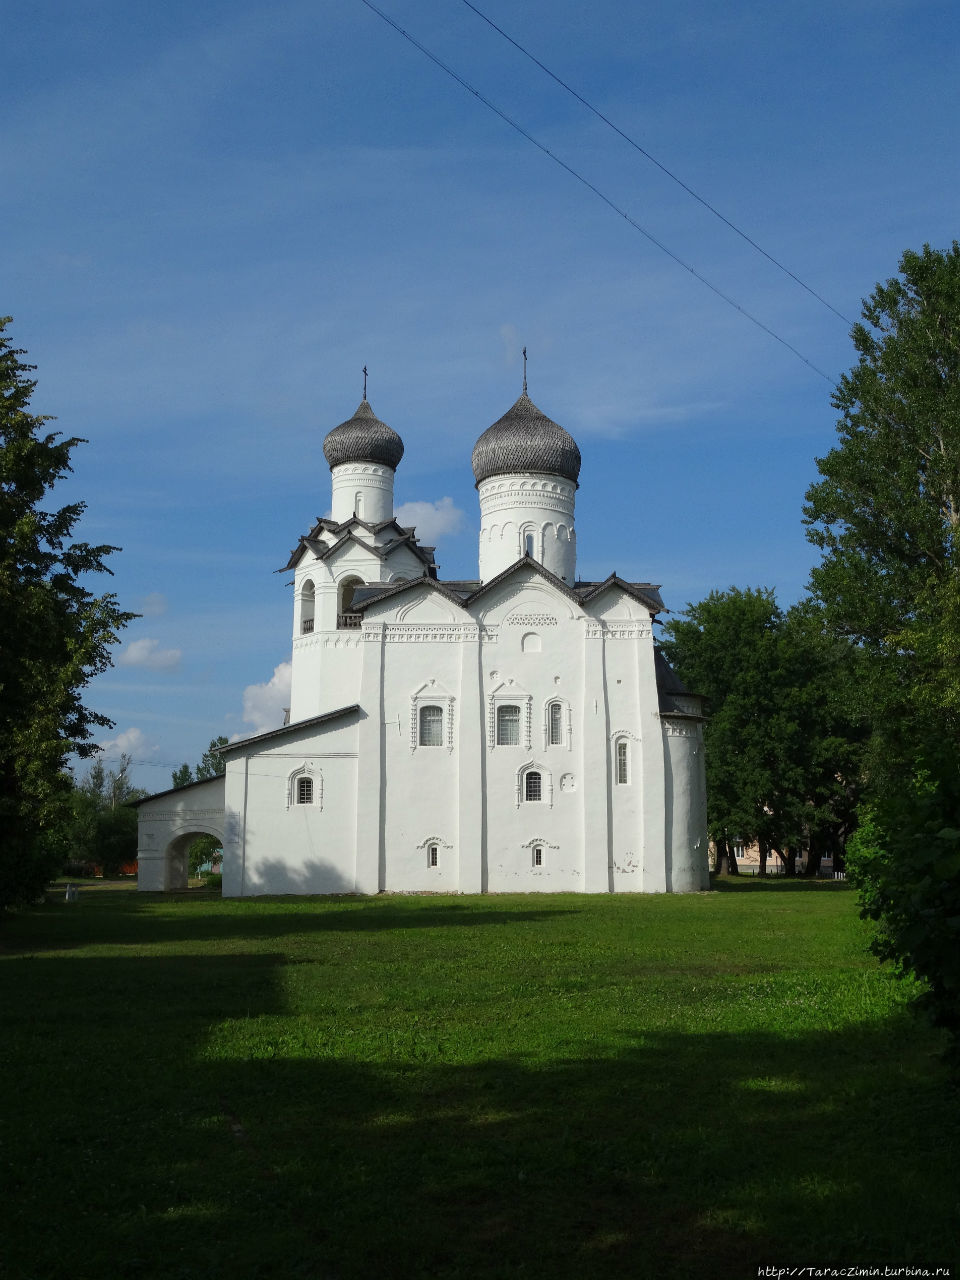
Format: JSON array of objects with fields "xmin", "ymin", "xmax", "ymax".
[{"xmin": 135, "ymin": 385, "xmax": 709, "ymax": 895}]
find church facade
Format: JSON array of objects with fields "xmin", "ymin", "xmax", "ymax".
[{"xmin": 135, "ymin": 389, "xmax": 709, "ymax": 895}]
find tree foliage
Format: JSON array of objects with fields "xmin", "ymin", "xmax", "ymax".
[
  {"xmin": 805, "ymin": 243, "xmax": 960, "ymax": 1058},
  {"xmin": 660, "ymin": 588, "xmax": 862, "ymax": 876},
  {"xmin": 65, "ymin": 753, "xmax": 147, "ymax": 877},
  {"xmin": 171, "ymin": 736, "xmax": 228, "ymax": 788},
  {"xmin": 0, "ymin": 318, "xmax": 135, "ymax": 909}
]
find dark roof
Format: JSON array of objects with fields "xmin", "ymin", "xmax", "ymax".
[
  {"xmin": 353, "ymin": 577, "xmax": 472, "ymax": 613},
  {"xmin": 467, "ymin": 554, "xmax": 584, "ymax": 608},
  {"xmin": 471, "ymin": 393, "xmax": 581, "ymax": 486},
  {"xmin": 218, "ymin": 705, "xmax": 362, "ymax": 756},
  {"xmin": 574, "ymin": 575, "xmax": 666, "ymax": 615},
  {"xmin": 281, "ymin": 524, "xmax": 436, "ymax": 574},
  {"xmin": 351, "ymin": 560, "xmax": 666, "ymax": 619},
  {"xmin": 654, "ymin": 648, "xmax": 705, "ymax": 718},
  {"xmin": 130, "ymin": 773, "xmax": 226, "ymax": 809},
  {"xmin": 322, "ymin": 400, "xmax": 404, "ymax": 470}
]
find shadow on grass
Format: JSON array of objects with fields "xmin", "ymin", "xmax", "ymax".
[
  {"xmin": 2, "ymin": 893, "xmax": 580, "ymax": 953},
  {"xmin": 711, "ymin": 876, "xmax": 857, "ymax": 893},
  {"xmin": 3, "ymin": 953, "xmax": 958, "ymax": 1280}
]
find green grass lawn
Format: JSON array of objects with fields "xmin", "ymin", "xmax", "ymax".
[{"xmin": 2, "ymin": 883, "xmax": 957, "ymax": 1279}]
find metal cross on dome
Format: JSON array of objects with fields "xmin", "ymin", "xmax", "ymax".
[
  {"xmin": 522, "ymin": 346, "xmax": 527, "ymax": 395},
  {"xmin": 362, "ymin": 365, "xmax": 368, "ymax": 400}
]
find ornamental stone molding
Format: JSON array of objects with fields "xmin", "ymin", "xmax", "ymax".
[
  {"xmin": 139, "ymin": 808, "xmax": 225, "ymax": 823},
  {"xmin": 663, "ymin": 720, "xmax": 701, "ymax": 738},
  {"xmin": 505, "ymin": 612, "xmax": 558, "ymax": 627},
  {"xmin": 385, "ymin": 625, "xmax": 476, "ymax": 643}
]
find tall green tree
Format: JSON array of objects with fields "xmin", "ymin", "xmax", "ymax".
[
  {"xmin": 0, "ymin": 318, "xmax": 135, "ymax": 909},
  {"xmin": 661, "ymin": 589, "xmax": 861, "ymax": 876},
  {"xmin": 66, "ymin": 753, "xmax": 147, "ymax": 876},
  {"xmin": 804, "ymin": 242, "xmax": 960, "ymax": 1058},
  {"xmin": 171, "ymin": 736, "xmax": 228, "ymax": 788}
]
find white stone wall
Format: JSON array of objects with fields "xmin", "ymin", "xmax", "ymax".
[
  {"xmin": 221, "ymin": 715, "xmax": 360, "ymax": 896},
  {"xmin": 662, "ymin": 718, "xmax": 710, "ymax": 892},
  {"xmin": 478, "ymin": 472, "xmax": 577, "ymax": 584},
  {"xmin": 330, "ymin": 462, "xmax": 395, "ymax": 524},
  {"xmin": 289, "ymin": 538, "xmax": 425, "ymax": 722},
  {"xmin": 136, "ymin": 776, "xmax": 228, "ymax": 891}
]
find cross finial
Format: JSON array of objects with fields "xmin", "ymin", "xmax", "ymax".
[
  {"xmin": 522, "ymin": 346, "xmax": 527, "ymax": 395},
  {"xmin": 362, "ymin": 365, "xmax": 368, "ymax": 400}
]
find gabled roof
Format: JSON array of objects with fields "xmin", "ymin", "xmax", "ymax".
[
  {"xmin": 217, "ymin": 705, "xmax": 362, "ymax": 756},
  {"xmin": 353, "ymin": 576, "xmax": 472, "ymax": 614},
  {"xmin": 352, "ymin": 558, "xmax": 665, "ymax": 620},
  {"xmin": 574, "ymin": 574, "xmax": 665, "ymax": 615},
  {"xmin": 281, "ymin": 526, "xmax": 436, "ymax": 573}
]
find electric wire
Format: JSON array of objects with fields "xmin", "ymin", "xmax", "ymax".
[
  {"xmin": 459, "ymin": 0, "xmax": 853, "ymax": 327},
  {"xmin": 356, "ymin": 0, "xmax": 834, "ymax": 384}
]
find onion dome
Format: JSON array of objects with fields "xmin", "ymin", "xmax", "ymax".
[
  {"xmin": 471, "ymin": 392, "xmax": 581, "ymax": 487},
  {"xmin": 322, "ymin": 400, "xmax": 404, "ymax": 470}
]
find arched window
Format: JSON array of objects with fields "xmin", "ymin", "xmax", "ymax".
[
  {"xmin": 297, "ymin": 776, "xmax": 313, "ymax": 805},
  {"xmin": 524, "ymin": 771, "xmax": 542, "ymax": 802},
  {"xmin": 616, "ymin": 739, "xmax": 629, "ymax": 785},
  {"xmin": 337, "ymin": 576, "xmax": 363, "ymax": 629},
  {"xmin": 419, "ymin": 704, "xmax": 444, "ymax": 747},
  {"xmin": 300, "ymin": 579, "xmax": 315, "ymax": 634},
  {"xmin": 524, "ymin": 531, "xmax": 535, "ymax": 558},
  {"xmin": 497, "ymin": 704, "xmax": 521, "ymax": 746},
  {"xmin": 354, "ymin": 491, "xmax": 364, "ymax": 518},
  {"xmin": 548, "ymin": 701, "xmax": 563, "ymax": 745}
]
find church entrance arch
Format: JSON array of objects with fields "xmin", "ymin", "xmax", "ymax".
[{"xmin": 160, "ymin": 822, "xmax": 225, "ymax": 891}]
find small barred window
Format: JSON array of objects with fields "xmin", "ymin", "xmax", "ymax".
[
  {"xmin": 419, "ymin": 704, "xmax": 444, "ymax": 747},
  {"xmin": 497, "ymin": 704, "xmax": 521, "ymax": 746},
  {"xmin": 525, "ymin": 771, "xmax": 542, "ymax": 802},
  {"xmin": 549, "ymin": 702, "xmax": 563, "ymax": 745},
  {"xmin": 616, "ymin": 739, "xmax": 629, "ymax": 785},
  {"xmin": 297, "ymin": 776, "xmax": 313, "ymax": 805}
]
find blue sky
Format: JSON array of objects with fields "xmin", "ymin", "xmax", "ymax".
[{"xmin": 6, "ymin": 0, "xmax": 959, "ymax": 790}]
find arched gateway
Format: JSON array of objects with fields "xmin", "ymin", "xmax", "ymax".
[{"xmin": 133, "ymin": 776, "xmax": 228, "ymax": 891}]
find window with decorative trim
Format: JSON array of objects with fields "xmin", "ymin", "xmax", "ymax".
[
  {"xmin": 410, "ymin": 682, "xmax": 455, "ymax": 751},
  {"xmin": 489, "ymin": 685, "xmax": 533, "ymax": 751},
  {"xmin": 419, "ymin": 704, "xmax": 444, "ymax": 747},
  {"xmin": 287, "ymin": 764, "xmax": 322, "ymax": 809},
  {"xmin": 549, "ymin": 701, "xmax": 563, "ymax": 745},
  {"xmin": 616, "ymin": 738, "xmax": 629, "ymax": 785},
  {"xmin": 428, "ymin": 845, "xmax": 439, "ymax": 868},
  {"xmin": 516, "ymin": 764, "xmax": 553, "ymax": 808},
  {"xmin": 497, "ymin": 704, "xmax": 521, "ymax": 746},
  {"xmin": 533, "ymin": 846, "xmax": 543, "ymax": 867}
]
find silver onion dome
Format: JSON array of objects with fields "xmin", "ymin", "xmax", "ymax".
[
  {"xmin": 471, "ymin": 392, "xmax": 581, "ymax": 487},
  {"xmin": 322, "ymin": 400, "xmax": 405, "ymax": 470}
]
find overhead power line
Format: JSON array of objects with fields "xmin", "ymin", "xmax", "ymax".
[
  {"xmin": 459, "ymin": 0, "xmax": 853, "ymax": 328},
  {"xmin": 357, "ymin": 0, "xmax": 834, "ymax": 383}
]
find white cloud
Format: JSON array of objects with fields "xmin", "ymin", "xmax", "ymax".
[
  {"xmin": 97, "ymin": 726, "xmax": 153, "ymax": 759},
  {"xmin": 140, "ymin": 592, "xmax": 168, "ymax": 618},
  {"xmin": 394, "ymin": 497, "xmax": 466, "ymax": 545},
  {"xmin": 118, "ymin": 637, "xmax": 182, "ymax": 671},
  {"xmin": 240, "ymin": 661, "xmax": 292, "ymax": 737}
]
